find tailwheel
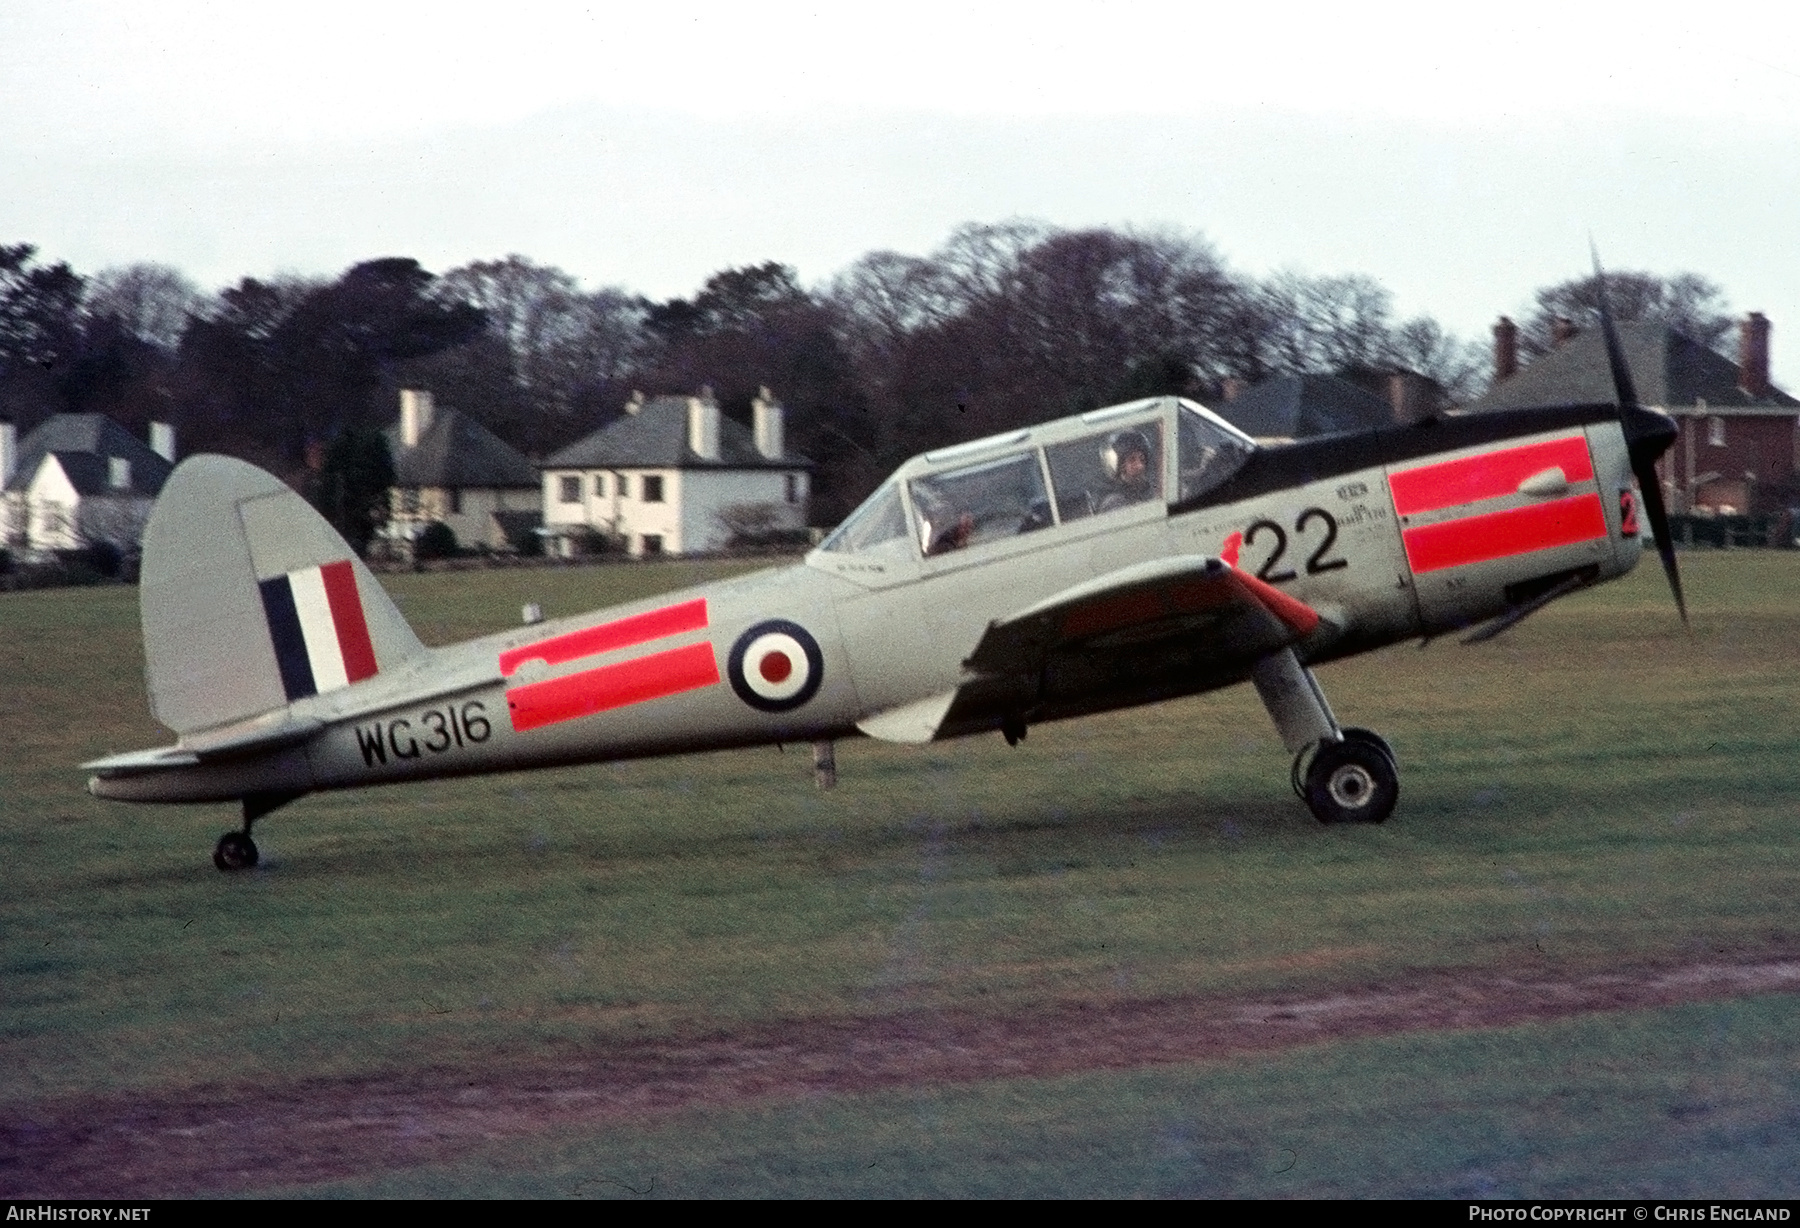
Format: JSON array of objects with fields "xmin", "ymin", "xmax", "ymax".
[
  {"xmin": 1303, "ymin": 737, "xmax": 1399, "ymax": 825},
  {"xmin": 213, "ymin": 830, "xmax": 260, "ymax": 872}
]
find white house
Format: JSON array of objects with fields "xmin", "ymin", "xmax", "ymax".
[
  {"xmin": 541, "ymin": 387, "xmax": 811, "ymax": 557},
  {"xmin": 383, "ymin": 389, "xmax": 542, "ymax": 554},
  {"xmin": 0, "ymin": 414, "xmax": 175, "ymax": 558}
]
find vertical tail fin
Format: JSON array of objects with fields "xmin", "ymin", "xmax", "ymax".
[{"xmin": 140, "ymin": 455, "xmax": 425, "ymax": 736}]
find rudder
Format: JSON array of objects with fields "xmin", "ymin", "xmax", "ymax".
[{"xmin": 140, "ymin": 455, "xmax": 425, "ymax": 735}]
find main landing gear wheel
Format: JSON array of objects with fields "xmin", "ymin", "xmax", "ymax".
[
  {"xmin": 1339, "ymin": 727, "xmax": 1396, "ymax": 772},
  {"xmin": 1302, "ymin": 737, "xmax": 1399, "ymax": 825},
  {"xmin": 213, "ymin": 830, "xmax": 259, "ymax": 871}
]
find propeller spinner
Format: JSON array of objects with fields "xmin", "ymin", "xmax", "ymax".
[{"xmin": 1591, "ymin": 248, "xmax": 1688, "ymax": 625}]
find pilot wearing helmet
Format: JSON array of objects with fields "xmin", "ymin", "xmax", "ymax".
[{"xmin": 1095, "ymin": 428, "xmax": 1156, "ymax": 513}]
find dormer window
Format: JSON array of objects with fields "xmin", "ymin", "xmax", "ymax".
[
  {"xmin": 108, "ymin": 457, "xmax": 131, "ymax": 489},
  {"xmin": 1709, "ymin": 416, "xmax": 1726, "ymax": 447}
]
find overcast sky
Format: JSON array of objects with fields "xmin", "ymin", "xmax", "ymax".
[{"xmin": 5, "ymin": 0, "xmax": 1799, "ymax": 387}]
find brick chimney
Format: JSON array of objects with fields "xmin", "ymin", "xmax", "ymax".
[
  {"xmin": 1493, "ymin": 317, "xmax": 1518, "ymax": 384},
  {"xmin": 1739, "ymin": 312, "xmax": 1772, "ymax": 399},
  {"xmin": 1551, "ymin": 316, "xmax": 1579, "ymax": 347}
]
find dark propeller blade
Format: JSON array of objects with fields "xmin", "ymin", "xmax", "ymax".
[{"xmin": 1591, "ymin": 246, "xmax": 1688, "ymax": 625}]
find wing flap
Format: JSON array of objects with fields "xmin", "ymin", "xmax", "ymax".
[{"xmin": 857, "ymin": 689, "xmax": 959, "ymax": 744}]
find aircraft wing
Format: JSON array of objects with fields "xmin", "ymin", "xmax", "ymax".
[
  {"xmin": 860, "ymin": 554, "xmax": 1327, "ymax": 744},
  {"xmin": 966, "ymin": 554, "xmax": 1321, "ymax": 673}
]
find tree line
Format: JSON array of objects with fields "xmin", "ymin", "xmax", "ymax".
[{"xmin": 0, "ymin": 227, "xmax": 1738, "ymax": 527}]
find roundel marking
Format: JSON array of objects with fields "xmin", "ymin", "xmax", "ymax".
[{"xmin": 728, "ymin": 619, "xmax": 823, "ymax": 712}]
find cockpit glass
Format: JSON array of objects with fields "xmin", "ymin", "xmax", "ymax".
[
  {"xmin": 1044, "ymin": 418, "xmax": 1165, "ymax": 524},
  {"xmin": 908, "ymin": 451, "xmax": 1052, "ymax": 557},
  {"xmin": 818, "ymin": 479, "xmax": 909, "ymax": 557},
  {"xmin": 1177, "ymin": 403, "xmax": 1253, "ymax": 502}
]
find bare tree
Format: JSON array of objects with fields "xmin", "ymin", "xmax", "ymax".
[
  {"xmin": 435, "ymin": 256, "xmax": 646, "ymax": 442},
  {"xmin": 1251, "ymin": 271, "xmax": 1397, "ymax": 374},
  {"xmin": 1522, "ymin": 270, "xmax": 1732, "ymax": 356},
  {"xmin": 85, "ymin": 263, "xmax": 208, "ymax": 352},
  {"xmin": 1387, "ymin": 316, "xmax": 1487, "ymax": 404}
]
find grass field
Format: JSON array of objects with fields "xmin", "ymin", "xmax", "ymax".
[{"xmin": 4, "ymin": 551, "xmax": 1800, "ymax": 1196}]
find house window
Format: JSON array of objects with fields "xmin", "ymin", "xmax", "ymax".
[
  {"xmin": 592, "ymin": 472, "xmax": 606, "ymax": 498},
  {"xmin": 785, "ymin": 473, "xmax": 799, "ymax": 504},
  {"xmin": 559, "ymin": 474, "xmax": 582, "ymax": 503},
  {"xmin": 640, "ymin": 534, "xmax": 663, "ymax": 555},
  {"xmin": 642, "ymin": 475, "xmax": 665, "ymax": 503},
  {"xmin": 1709, "ymin": 416, "xmax": 1726, "ymax": 447},
  {"xmin": 400, "ymin": 488, "xmax": 420, "ymax": 516},
  {"xmin": 108, "ymin": 458, "xmax": 131, "ymax": 490},
  {"xmin": 449, "ymin": 488, "xmax": 463, "ymax": 514}
]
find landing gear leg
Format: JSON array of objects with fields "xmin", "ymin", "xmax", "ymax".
[
  {"xmin": 1252, "ymin": 648, "xmax": 1399, "ymax": 825},
  {"xmin": 212, "ymin": 790, "xmax": 303, "ymax": 872}
]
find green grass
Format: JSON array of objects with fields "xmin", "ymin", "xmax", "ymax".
[{"xmin": 5, "ymin": 551, "xmax": 1800, "ymax": 1194}]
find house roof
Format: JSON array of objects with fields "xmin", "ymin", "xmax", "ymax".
[
  {"xmin": 1462, "ymin": 322, "xmax": 1800, "ymax": 413},
  {"xmin": 1213, "ymin": 375, "xmax": 1396, "ymax": 439},
  {"xmin": 3, "ymin": 413, "xmax": 172, "ymax": 497},
  {"xmin": 546, "ymin": 395, "xmax": 811, "ymax": 470},
  {"xmin": 384, "ymin": 407, "xmax": 539, "ymax": 489}
]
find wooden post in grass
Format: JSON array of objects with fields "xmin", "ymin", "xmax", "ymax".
[{"xmin": 812, "ymin": 740, "xmax": 837, "ymax": 789}]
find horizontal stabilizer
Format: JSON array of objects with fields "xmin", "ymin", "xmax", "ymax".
[
  {"xmin": 83, "ymin": 715, "xmax": 323, "ymax": 778},
  {"xmin": 81, "ymin": 746, "xmax": 202, "ymax": 777}
]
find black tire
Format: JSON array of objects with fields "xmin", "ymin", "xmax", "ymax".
[
  {"xmin": 1304, "ymin": 738, "xmax": 1399, "ymax": 825},
  {"xmin": 1339, "ymin": 727, "xmax": 1396, "ymax": 772},
  {"xmin": 213, "ymin": 831, "xmax": 259, "ymax": 871}
]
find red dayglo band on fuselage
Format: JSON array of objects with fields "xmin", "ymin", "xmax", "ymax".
[
  {"xmin": 505, "ymin": 642, "xmax": 722, "ymax": 733},
  {"xmin": 1401, "ymin": 494, "xmax": 1609, "ymax": 574},
  {"xmin": 1389, "ymin": 436, "xmax": 1594, "ymax": 517},
  {"xmin": 498, "ymin": 599, "xmax": 710, "ymax": 677}
]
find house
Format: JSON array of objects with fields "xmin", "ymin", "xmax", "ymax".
[
  {"xmin": 0, "ymin": 414, "xmax": 175, "ymax": 557},
  {"xmin": 383, "ymin": 389, "xmax": 541, "ymax": 554},
  {"xmin": 541, "ymin": 387, "xmax": 811, "ymax": 557},
  {"xmin": 1213, "ymin": 373, "xmax": 1401, "ymax": 441},
  {"xmin": 1464, "ymin": 313, "xmax": 1800, "ymax": 520}
]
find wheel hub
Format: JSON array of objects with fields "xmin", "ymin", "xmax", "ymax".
[{"xmin": 1327, "ymin": 763, "xmax": 1375, "ymax": 810}]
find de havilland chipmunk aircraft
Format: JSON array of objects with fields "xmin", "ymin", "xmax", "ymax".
[{"xmin": 85, "ymin": 298, "xmax": 1687, "ymax": 870}]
